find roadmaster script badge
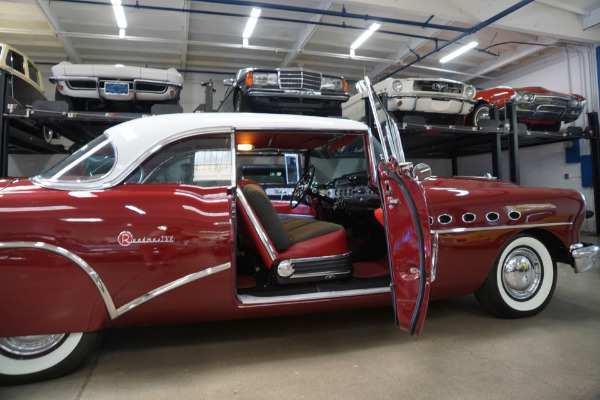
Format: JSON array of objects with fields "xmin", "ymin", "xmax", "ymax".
[{"xmin": 118, "ymin": 231, "xmax": 174, "ymax": 247}]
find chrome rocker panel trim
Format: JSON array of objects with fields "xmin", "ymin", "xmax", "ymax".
[{"xmin": 239, "ymin": 286, "xmax": 391, "ymax": 305}]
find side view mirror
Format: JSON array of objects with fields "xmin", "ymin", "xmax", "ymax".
[
  {"xmin": 222, "ymin": 78, "xmax": 235, "ymax": 86},
  {"xmin": 413, "ymin": 163, "xmax": 432, "ymax": 181}
]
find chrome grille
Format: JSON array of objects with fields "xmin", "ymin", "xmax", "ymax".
[
  {"xmin": 279, "ymin": 69, "xmax": 322, "ymax": 91},
  {"xmin": 413, "ymin": 80, "xmax": 463, "ymax": 94},
  {"xmin": 518, "ymin": 95, "xmax": 569, "ymax": 111}
]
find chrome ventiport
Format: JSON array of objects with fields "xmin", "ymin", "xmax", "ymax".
[
  {"xmin": 486, "ymin": 212, "xmax": 499, "ymax": 222},
  {"xmin": 509, "ymin": 211, "xmax": 521, "ymax": 220},
  {"xmin": 438, "ymin": 214, "xmax": 452, "ymax": 224},
  {"xmin": 462, "ymin": 213, "xmax": 476, "ymax": 223}
]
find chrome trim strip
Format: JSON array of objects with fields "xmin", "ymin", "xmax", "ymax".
[
  {"xmin": 236, "ymin": 187, "xmax": 278, "ymax": 262},
  {"xmin": 0, "ymin": 241, "xmax": 118, "ymax": 320},
  {"xmin": 116, "ymin": 262, "xmax": 231, "ymax": 317},
  {"xmin": 431, "ymin": 231, "xmax": 439, "ymax": 282},
  {"xmin": 432, "ymin": 222, "xmax": 571, "ymax": 235},
  {"xmin": 290, "ymin": 252, "xmax": 351, "ymax": 264},
  {"xmin": 238, "ymin": 286, "xmax": 391, "ymax": 305}
]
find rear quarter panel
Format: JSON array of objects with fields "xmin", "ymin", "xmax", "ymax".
[{"xmin": 423, "ymin": 177, "xmax": 585, "ymax": 299}]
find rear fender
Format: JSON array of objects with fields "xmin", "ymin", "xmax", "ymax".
[{"xmin": 0, "ymin": 245, "xmax": 111, "ymax": 337}]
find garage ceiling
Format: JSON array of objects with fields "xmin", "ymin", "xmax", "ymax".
[{"xmin": 1, "ymin": 0, "xmax": 599, "ymax": 88}]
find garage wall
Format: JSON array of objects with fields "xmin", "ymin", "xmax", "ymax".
[{"xmin": 459, "ymin": 44, "xmax": 599, "ymax": 233}]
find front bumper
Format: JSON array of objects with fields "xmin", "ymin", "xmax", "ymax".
[
  {"xmin": 571, "ymin": 242, "xmax": 600, "ymax": 273},
  {"xmin": 387, "ymin": 96, "xmax": 476, "ymax": 115},
  {"xmin": 245, "ymin": 89, "xmax": 348, "ymax": 113}
]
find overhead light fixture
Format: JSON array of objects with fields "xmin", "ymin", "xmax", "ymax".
[
  {"xmin": 237, "ymin": 144, "xmax": 254, "ymax": 151},
  {"xmin": 242, "ymin": 8, "xmax": 261, "ymax": 47},
  {"xmin": 119, "ymin": 28, "xmax": 125, "ymax": 39},
  {"xmin": 111, "ymin": 0, "xmax": 127, "ymax": 29},
  {"xmin": 440, "ymin": 41, "xmax": 478, "ymax": 63},
  {"xmin": 350, "ymin": 23, "xmax": 380, "ymax": 57}
]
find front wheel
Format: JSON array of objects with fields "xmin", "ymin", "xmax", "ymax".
[
  {"xmin": 474, "ymin": 234, "xmax": 557, "ymax": 318},
  {"xmin": 469, "ymin": 103, "xmax": 492, "ymax": 127},
  {"xmin": 0, "ymin": 331, "xmax": 101, "ymax": 385}
]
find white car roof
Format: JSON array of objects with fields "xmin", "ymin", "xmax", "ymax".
[{"xmin": 35, "ymin": 112, "xmax": 368, "ymax": 191}]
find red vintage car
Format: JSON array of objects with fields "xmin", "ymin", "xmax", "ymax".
[
  {"xmin": 0, "ymin": 81, "xmax": 597, "ymax": 384},
  {"xmin": 470, "ymin": 86, "xmax": 586, "ymax": 131}
]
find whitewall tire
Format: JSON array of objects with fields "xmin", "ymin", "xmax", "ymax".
[
  {"xmin": 0, "ymin": 332, "xmax": 100, "ymax": 385},
  {"xmin": 475, "ymin": 234, "xmax": 557, "ymax": 318}
]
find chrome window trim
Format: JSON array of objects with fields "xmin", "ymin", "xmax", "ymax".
[
  {"xmin": 238, "ymin": 286, "xmax": 391, "ymax": 305},
  {"xmin": 236, "ymin": 187, "xmax": 278, "ymax": 263},
  {"xmin": 0, "ymin": 241, "xmax": 231, "ymax": 321},
  {"xmin": 432, "ymin": 221, "xmax": 571, "ymax": 235}
]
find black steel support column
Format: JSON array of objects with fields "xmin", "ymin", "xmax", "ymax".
[
  {"xmin": 202, "ymin": 81, "xmax": 214, "ymax": 112},
  {"xmin": 491, "ymin": 132, "xmax": 502, "ymax": 179},
  {"xmin": 451, "ymin": 157, "xmax": 458, "ymax": 176},
  {"xmin": 0, "ymin": 72, "xmax": 8, "ymax": 177},
  {"xmin": 506, "ymin": 102, "xmax": 520, "ymax": 185},
  {"xmin": 588, "ymin": 112, "xmax": 600, "ymax": 234}
]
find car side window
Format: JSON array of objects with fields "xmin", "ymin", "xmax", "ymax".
[
  {"xmin": 27, "ymin": 62, "xmax": 40, "ymax": 85},
  {"xmin": 6, "ymin": 50, "xmax": 25, "ymax": 74},
  {"xmin": 125, "ymin": 135, "xmax": 232, "ymax": 187}
]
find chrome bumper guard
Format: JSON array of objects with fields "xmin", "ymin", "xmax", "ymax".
[{"xmin": 570, "ymin": 242, "xmax": 600, "ymax": 273}]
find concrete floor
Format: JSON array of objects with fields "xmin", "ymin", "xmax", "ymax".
[{"xmin": 2, "ymin": 234, "xmax": 599, "ymax": 400}]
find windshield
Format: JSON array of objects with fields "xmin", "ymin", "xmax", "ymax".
[
  {"xmin": 38, "ymin": 134, "xmax": 116, "ymax": 183},
  {"xmin": 309, "ymin": 135, "xmax": 367, "ymax": 183}
]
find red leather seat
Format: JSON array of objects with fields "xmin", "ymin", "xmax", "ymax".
[{"xmin": 236, "ymin": 180, "xmax": 352, "ymax": 283}]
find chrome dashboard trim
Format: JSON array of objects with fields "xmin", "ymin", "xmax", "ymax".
[
  {"xmin": 238, "ymin": 286, "xmax": 391, "ymax": 305},
  {"xmin": 0, "ymin": 241, "xmax": 118, "ymax": 320},
  {"xmin": 432, "ymin": 221, "xmax": 571, "ymax": 235},
  {"xmin": 116, "ymin": 262, "xmax": 231, "ymax": 317}
]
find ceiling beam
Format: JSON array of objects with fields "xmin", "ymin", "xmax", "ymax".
[
  {"xmin": 279, "ymin": 2, "xmax": 332, "ymax": 68},
  {"xmin": 34, "ymin": 0, "xmax": 82, "ymax": 63}
]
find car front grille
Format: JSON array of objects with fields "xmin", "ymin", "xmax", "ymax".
[
  {"xmin": 279, "ymin": 69, "xmax": 322, "ymax": 91},
  {"xmin": 413, "ymin": 80, "xmax": 464, "ymax": 94},
  {"xmin": 518, "ymin": 95, "xmax": 569, "ymax": 111}
]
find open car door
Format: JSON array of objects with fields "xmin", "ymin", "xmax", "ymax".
[{"xmin": 364, "ymin": 77, "xmax": 432, "ymax": 337}]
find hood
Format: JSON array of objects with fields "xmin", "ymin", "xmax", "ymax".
[{"xmin": 0, "ymin": 178, "xmax": 19, "ymax": 191}]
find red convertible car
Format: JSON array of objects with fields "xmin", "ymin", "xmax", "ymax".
[
  {"xmin": 0, "ymin": 81, "xmax": 597, "ymax": 384},
  {"xmin": 470, "ymin": 86, "xmax": 586, "ymax": 131}
]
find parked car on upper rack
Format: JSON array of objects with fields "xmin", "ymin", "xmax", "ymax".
[
  {"xmin": 0, "ymin": 78, "xmax": 597, "ymax": 384},
  {"xmin": 49, "ymin": 62, "xmax": 184, "ymax": 113},
  {"xmin": 342, "ymin": 77, "xmax": 477, "ymax": 125},
  {"xmin": 470, "ymin": 86, "xmax": 586, "ymax": 131},
  {"xmin": 0, "ymin": 43, "xmax": 46, "ymax": 106},
  {"xmin": 0, "ymin": 42, "xmax": 56, "ymax": 144},
  {"xmin": 218, "ymin": 67, "xmax": 349, "ymax": 116}
]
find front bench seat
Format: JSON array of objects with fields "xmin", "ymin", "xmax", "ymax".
[{"xmin": 236, "ymin": 180, "xmax": 352, "ymax": 284}]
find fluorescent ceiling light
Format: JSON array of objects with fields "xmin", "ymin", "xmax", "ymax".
[
  {"xmin": 440, "ymin": 41, "xmax": 478, "ymax": 63},
  {"xmin": 112, "ymin": 0, "xmax": 128, "ymax": 29},
  {"xmin": 350, "ymin": 23, "xmax": 380, "ymax": 51},
  {"xmin": 119, "ymin": 28, "xmax": 125, "ymax": 39},
  {"xmin": 243, "ymin": 8, "xmax": 261, "ymax": 39}
]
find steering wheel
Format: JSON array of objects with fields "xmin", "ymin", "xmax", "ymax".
[{"xmin": 290, "ymin": 165, "xmax": 315, "ymax": 209}]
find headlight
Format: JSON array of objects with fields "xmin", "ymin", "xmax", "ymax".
[
  {"xmin": 392, "ymin": 80, "xmax": 403, "ymax": 92},
  {"xmin": 464, "ymin": 86, "xmax": 476, "ymax": 99},
  {"xmin": 569, "ymin": 97, "xmax": 581, "ymax": 107},
  {"xmin": 252, "ymin": 72, "xmax": 278, "ymax": 87},
  {"xmin": 515, "ymin": 91, "xmax": 534, "ymax": 103},
  {"xmin": 322, "ymin": 77, "xmax": 345, "ymax": 91}
]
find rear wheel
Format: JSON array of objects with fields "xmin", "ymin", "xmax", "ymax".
[
  {"xmin": 0, "ymin": 331, "xmax": 101, "ymax": 385},
  {"xmin": 474, "ymin": 234, "xmax": 556, "ymax": 318}
]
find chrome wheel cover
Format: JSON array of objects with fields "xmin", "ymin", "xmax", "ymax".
[
  {"xmin": 501, "ymin": 247, "xmax": 542, "ymax": 300},
  {"xmin": 0, "ymin": 334, "xmax": 67, "ymax": 358},
  {"xmin": 475, "ymin": 107, "xmax": 491, "ymax": 125}
]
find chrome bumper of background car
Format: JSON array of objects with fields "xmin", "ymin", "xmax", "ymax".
[
  {"xmin": 247, "ymin": 88, "xmax": 349, "ymax": 101},
  {"xmin": 570, "ymin": 243, "xmax": 600, "ymax": 273}
]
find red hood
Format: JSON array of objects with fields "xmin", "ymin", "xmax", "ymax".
[{"xmin": 0, "ymin": 178, "xmax": 20, "ymax": 191}]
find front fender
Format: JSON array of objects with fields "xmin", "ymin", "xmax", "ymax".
[{"xmin": 0, "ymin": 244, "xmax": 112, "ymax": 337}]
